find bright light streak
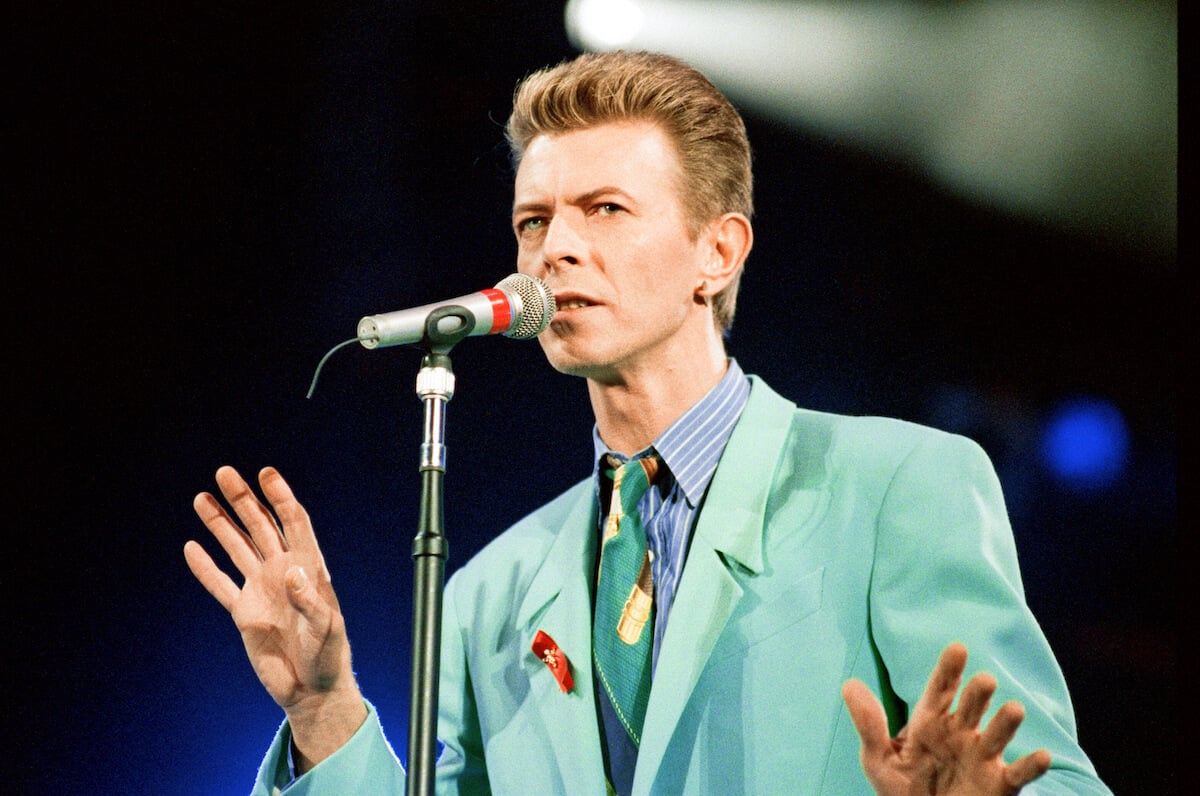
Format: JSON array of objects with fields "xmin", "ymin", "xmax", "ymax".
[{"xmin": 560, "ymin": 0, "xmax": 1176, "ymax": 255}]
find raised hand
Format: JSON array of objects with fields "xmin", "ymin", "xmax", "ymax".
[
  {"xmin": 184, "ymin": 465, "xmax": 367, "ymax": 770},
  {"xmin": 842, "ymin": 642, "xmax": 1051, "ymax": 795}
]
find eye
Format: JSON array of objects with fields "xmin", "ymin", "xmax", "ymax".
[
  {"xmin": 593, "ymin": 202, "xmax": 625, "ymax": 217},
  {"xmin": 516, "ymin": 216, "xmax": 546, "ymax": 234}
]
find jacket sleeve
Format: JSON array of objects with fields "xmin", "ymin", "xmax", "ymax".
[
  {"xmin": 247, "ymin": 572, "xmax": 489, "ymax": 795},
  {"xmin": 869, "ymin": 430, "xmax": 1111, "ymax": 795},
  {"xmin": 249, "ymin": 701, "xmax": 406, "ymax": 795}
]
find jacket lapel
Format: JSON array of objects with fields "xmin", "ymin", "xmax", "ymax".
[
  {"xmin": 634, "ymin": 378, "xmax": 797, "ymax": 789},
  {"xmin": 515, "ymin": 483, "xmax": 608, "ymax": 795}
]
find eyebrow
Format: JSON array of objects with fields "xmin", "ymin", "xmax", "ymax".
[{"xmin": 512, "ymin": 186, "xmax": 636, "ymax": 218}]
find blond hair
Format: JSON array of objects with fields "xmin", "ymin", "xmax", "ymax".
[{"xmin": 506, "ymin": 50, "xmax": 753, "ymax": 332}]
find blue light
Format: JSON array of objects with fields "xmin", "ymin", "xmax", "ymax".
[{"xmin": 1040, "ymin": 397, "xmax": 1130, "ymax": 491}]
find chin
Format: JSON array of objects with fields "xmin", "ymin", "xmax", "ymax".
[{"xmin": 538, "ymin": 337, "xmax": 619, "ymax": 381}]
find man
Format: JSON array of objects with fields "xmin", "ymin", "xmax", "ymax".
[{"xmin": 185, "ymin": 51, "xmax": 1110, "ymax": 794}]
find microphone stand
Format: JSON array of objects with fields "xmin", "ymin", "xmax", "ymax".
[{"xmin": 407, "ymin": 306, "xmax": 472, "ymax": 796}]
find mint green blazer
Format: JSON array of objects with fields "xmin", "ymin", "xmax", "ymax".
[{"xmin": 254, "ymin": 377, "xmax": 1109, "ymax": 794}]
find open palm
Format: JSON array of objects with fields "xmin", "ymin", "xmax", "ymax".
[
  {"xmin": 843, "ymin": 643, "xmax": 1051, "ymax": 795},
  {"xmin": 184, "ymin": 465, "xmax": 353, "ymax": 710}
]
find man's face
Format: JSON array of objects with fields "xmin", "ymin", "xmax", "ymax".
[{"xmin": 512, "ymin": 121, "xmax": 713, "ymax": 383}]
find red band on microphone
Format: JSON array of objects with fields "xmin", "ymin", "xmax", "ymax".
[{"xmin": 483, "ymin": 288, "xmax": 512, "ymax": 334}]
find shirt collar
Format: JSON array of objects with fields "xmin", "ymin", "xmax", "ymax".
[{"xmin": 591, "ymin": 359, "xmax": 751, "ymax": 506}]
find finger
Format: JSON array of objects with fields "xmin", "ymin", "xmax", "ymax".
[
  {"xmin": 193, "ymin": 490, "xmax": 263, "ymax": 576},
  {"xmin": 841, "ymin": 679, "xmax": 892, "ymax": 758},
  {"xmin": 979, "ymin": 700, "xmax": 1027, "ymax": 758},
  {"xmin": 953, "ymin": 671, "xmax": 997, "ymax": 731},
  {"xmin": 1005, "ymin": 749, "xmax": 1051, "ymax": 788},
  {"xmin": 258, "ymin": 467, "xmax": 322, "ymax": 562},
  {"xmin": 915, "ymin": 641, "xmax": 969, "ymax": 718},
  {"xmin": 215, "ymin": 465, "xmax": 288, "ymax": 557},
  {"xmin": 183, "ymin": 540, "xmax": 242, "ymax": 612}
]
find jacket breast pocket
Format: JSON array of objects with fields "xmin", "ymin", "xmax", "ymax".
[{"xmin": 718, "ymin": 566, "xmax": 824, "ymax": 658}]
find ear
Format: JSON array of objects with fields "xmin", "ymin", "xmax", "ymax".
[{"xmin": 696, "ymin": 212, "xmax": 753, "ymax": 299}]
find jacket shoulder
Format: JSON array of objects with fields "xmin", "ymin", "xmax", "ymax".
[
  {"xmin": 451, "ymin": 477, "xmax": 593, "ymax": 583},
  {"xmin": 790, "ymin": 404, "xmax": 992, "ymax": 468},
  {"xmin": 745, "ymin": 375, "xmax": 985, "ymax": 465}
]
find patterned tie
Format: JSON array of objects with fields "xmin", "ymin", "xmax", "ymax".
[{"xmin": 594, "ymin": 454, "xmax": 660, "ymax": 749}]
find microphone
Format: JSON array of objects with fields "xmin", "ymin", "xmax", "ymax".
[{"xmin": 356, "ymin": 273, "xmax": 556, "ymax": 349}]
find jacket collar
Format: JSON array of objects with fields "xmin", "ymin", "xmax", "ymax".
[
  {"xmin": 634, "ymin": 376, "xmax": 796, "ymax": 790},
  {"xmin": 515, "ymin": 483, "xmax": 608, "ymax": 794}
]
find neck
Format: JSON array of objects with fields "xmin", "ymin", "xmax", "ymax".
[{"xmin": 587, "ymin": 332, "xmax": 728, "ymax": 456}]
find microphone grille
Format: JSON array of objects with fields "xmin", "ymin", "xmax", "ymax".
[{"xmin": 496, "ymin": 274, "xmax": 556, "ymax": 339}]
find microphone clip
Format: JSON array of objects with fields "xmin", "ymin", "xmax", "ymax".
[{"xmin": 420, "ymin": 305, "xmax": 475, "ymax": 355}]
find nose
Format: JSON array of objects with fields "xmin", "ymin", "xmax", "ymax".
[{"xmin": 541, "ymin": 211, "xmax": 587, "ymax": 272}]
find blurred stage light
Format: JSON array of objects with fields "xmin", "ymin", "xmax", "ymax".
[
  {"xmin": 566, "ymin": 0, "xmax": 645, "ymax": 49},
  {"xmin": 564, "ymin": 0, "xmax": 1176, "ymax": 255},
  {"xmin": 1040, "ymin": 397, "xmax": 1130, "ymax": 491}
]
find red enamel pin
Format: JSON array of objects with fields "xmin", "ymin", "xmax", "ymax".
[{"xmin": 532, "ymin": 630, "xmax": 575, "ymax": 693}]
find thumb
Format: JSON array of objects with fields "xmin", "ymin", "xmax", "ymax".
[
  {"xmin": 842, "ymin": 679, "xmax": 891, "ymax": 754},
  {"xmin": 285, "ymin": 566, "xmax": 322, "ymax": 618}
]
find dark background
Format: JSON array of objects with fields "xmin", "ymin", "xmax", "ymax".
[{"xmin": 8, "ymin": 3, "xmax": 1175, "ymax": 793}]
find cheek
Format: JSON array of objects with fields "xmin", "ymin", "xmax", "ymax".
[
  {"xmin": 514, "ymin": 246, "xmax": 539, "ymax": 274},
  {"xmin": 634, "ymin": 239, "xmax": 703, "ymax": 296}
]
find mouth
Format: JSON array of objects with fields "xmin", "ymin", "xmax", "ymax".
[
  {"xmin": 552, "ymin": 293, "xmax": 597, "ymax": 313},
  {"xmin": 556, "ymin": 299, "xmax": 593, "ymax": 311}
]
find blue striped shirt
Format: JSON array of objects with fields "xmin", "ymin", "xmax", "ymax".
[{"xmin": 592, "ymin": 359, "xmax": 751, "ymax": 672}]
